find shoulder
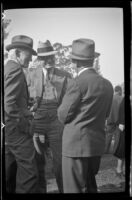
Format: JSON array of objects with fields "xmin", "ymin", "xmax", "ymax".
[
  {"xmin": 66, "ymin": 78, "xmax": 80, "ymax": 93},
  {"xmin": 4, "ymin": 60, "xmax": 22, "ymax": 76},
  {"xmin": 5, "ymin": 60, "xmax": 20, "ymax": 69},
  {"xmin": 54, "ymin": 67, "xmax": 72, "ymax": 78},
  {"xmin": 103, "ymin": 77, "xmax": 113, "ymax": 90}
]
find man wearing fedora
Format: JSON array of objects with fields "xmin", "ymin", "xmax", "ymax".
[
  {"xmin": 58, "ymin": 38, "xmax": 114, "ymax": 193},
  {"xmin": 4, "ymin": 35, "xmax": 38, "ymax": 193},
  {"xmin": 30, "ymin": 40, "xmax": 71, "ymax": 193}
]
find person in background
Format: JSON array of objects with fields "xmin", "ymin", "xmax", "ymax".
[
  {"xmin": 114, "ymin": 97, "xmax": 125, "ymax": 177},
  {"xmin": 105, "ymin": 85, "xmax": 123, "ymax": 154},
  {"xmin": 58, "ymin": 38, "xmax": 113, "ymax": 193},
  {"xmin": 30, "ymin": 40, "xmax": 71, "ymax": 193},
  {"xmin": 4, "ymin": 35, "xmax": 38, "ymax": 193}
]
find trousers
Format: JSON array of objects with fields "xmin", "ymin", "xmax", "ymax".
[
  {"xmin": 33, "ymin": 117, "xmax": 64, "ymax": 193},
  {"xmin": 5, "ymin": 121, "xmax": 38, "ymax": 193},
  {"xmin": 62, "ymin": 156, "xmax": 101, "ymax": 193}
]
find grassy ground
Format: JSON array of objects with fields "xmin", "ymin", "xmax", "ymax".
[{"xmin": 45, "ymin": 153, "xmax": 126, "ymax": 193}]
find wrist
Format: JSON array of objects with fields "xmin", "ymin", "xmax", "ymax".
[{"xmin": 119, "ymin": 124, "xmax": 124, "ymax": 131}]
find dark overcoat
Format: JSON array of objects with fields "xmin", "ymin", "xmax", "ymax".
[
  {"xmin": 107, "ymin": 93, "xmax": 123, "ymax": 132},
  {"xmin": 58, "ymin": 68, "xmax": 113, "ymax": 157},
  {"xmin": 4, "ymin": 60, "xmax": 32, "ymax": 136}
]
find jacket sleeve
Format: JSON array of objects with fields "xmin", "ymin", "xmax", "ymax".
[
  {"xmin": 106, "ymin": 82, "xmax": 114, "ymax": 118},
  {"xmin": 4, "ymin": 64, "xmax": 24, "ymax": 118},
  {"xmin": 57, "ymin": 78, "xmax": 81, "ymax": 124}
]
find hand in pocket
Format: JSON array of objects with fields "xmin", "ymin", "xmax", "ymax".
[{"xmin": 18, "ymin": 117, "xmax": 29, "ymax": 133}]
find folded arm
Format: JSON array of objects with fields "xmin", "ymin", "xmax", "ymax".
[{"xmin": 57, "ymin": 78, "xmax": 81, "ymax": 124}]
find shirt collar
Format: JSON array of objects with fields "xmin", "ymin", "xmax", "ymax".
[
  {"xmin": 42, "ymin": 67, "xmax": 54, "ymax": 78},
  {"xmin": 42, "ymin": 67, "xmax": 47, "ymax": 78},
  {"xmin": 78, "ymin": 67, "xmax": 94, "ymax": 76}
]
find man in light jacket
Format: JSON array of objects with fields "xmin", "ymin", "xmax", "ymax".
[{"xmin": 30, "ymin": 40, "xmax": 71, "ymax": 193}]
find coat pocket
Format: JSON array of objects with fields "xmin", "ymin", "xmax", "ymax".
[{"xmin": 17, "ymin": 116, "xmax": 30, "ymax": 134}]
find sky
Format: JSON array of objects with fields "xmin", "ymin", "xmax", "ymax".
[{"xmin": 4, "ymin": 8, "xmax": 124, "ymax": 87}]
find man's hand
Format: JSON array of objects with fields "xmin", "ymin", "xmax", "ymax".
[
  {"xmin": 30, "ymin": 103, "xmax": 38, "ymax": 113},
  {"xmin": 39, "ymin": 134, "xmax": 45, "ymax": 143},
  {"xmin": 119, "ymin": 124, "xmax": 125, "ymax": 132}
]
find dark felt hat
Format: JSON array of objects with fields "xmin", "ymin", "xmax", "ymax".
[
  {"xmin": 70, "ymin": 38, "xmax": 100, "ymax": 60},
  {"xmin": 37, "ymin": 40, "xmax": 57, "ymax": 56},
  {"xmin": 6, "ymin": 35, "xmax": 37, "ymax": 55}
]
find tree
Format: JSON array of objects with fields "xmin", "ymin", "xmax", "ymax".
[
  {"xmin": 2, "ymin": 17, "xmax": 11, "ymax": 40},
  {"xmin": 53, "ymin": 42, "xmax": 73, "ymax": 75},
  {"xmin": 2, "ymin": 15, "xmax": 11, "ymax": 61}
]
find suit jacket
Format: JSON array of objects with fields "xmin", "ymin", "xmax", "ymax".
[
  {"xmin": 31, "ymin": 66, "xmax": 71, "ymax": 119},
  {"xmin": 58, "ymin": 68, "xmax": 113, "ymax": 157},
  {"xmin": 4, "ymin": 60, "xmax": 32, "ymax": 134}
]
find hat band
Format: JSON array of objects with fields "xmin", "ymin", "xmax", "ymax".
[
  {"xmin": 72, "ymin": 52, "xmax": 94, "ymax": 59},
  {"xmin": 37, "ymin": 46, "xmax": 54, "ymax": 54},
  {"xmin": 12, "ymin": 42, "xmax": 33, "ymax": 48}
]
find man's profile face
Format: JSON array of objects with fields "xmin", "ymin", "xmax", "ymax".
[{"xmin": 19, "ymin": 49, "xmax": 32, "ymax": 68}]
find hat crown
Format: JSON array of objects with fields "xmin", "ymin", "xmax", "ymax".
[
  {"xmin": 37, "ymin": 40, "xmax": 56, "ymax": 56},
  {"xmin": 37, "ymin": 40, "xmax": 52, "ymax": 49},
  {"xmin": 71, "ymin": 38, "xmax": 100, "ymax": 60},
  {"xmin": 5, "ymin": 35, "xmax": 36, "ymax": 55},
  {"xmin": 12, "ymin": 35, "xmax": 33, "ymax": 48}
]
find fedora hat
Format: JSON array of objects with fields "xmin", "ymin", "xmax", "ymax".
[
  {"xmin": 37, "ymin": 40, "xmax": 57, "ymax": 56},
  {"xmin": 6, "ymin": 35, "xmax": 37, "ymax": 55},
  {"xmin": 70, "ymin": 38, "xmax": 100, "ymax": 60}
]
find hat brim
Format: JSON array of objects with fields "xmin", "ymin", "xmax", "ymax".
[
  {"xmin": 70, "ymin": 52, "xmax": 100, "ymax": 60},
  {"xmin": 6, "ymin": 43, "xmax": 37, "ymax": 55},
  {"xmin": 37, "ymin": 51, "xmax": 57, "ymax": 56}
]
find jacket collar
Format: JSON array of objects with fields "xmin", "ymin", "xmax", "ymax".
[{"xmin": 78, "ymin": 67, "xmax": 95, "ymax": 76}]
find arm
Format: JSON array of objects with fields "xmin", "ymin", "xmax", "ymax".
[
  {"xmin": 4, "ymin": 64, "xmax": 24, "ymax": 119},
  {"xmin": 106, "ymin": 84, "xmax": 114, "ymax": 118},
  {"xmin": 58, "ymin": 72, "xmax": 72, "ymax": 106},
  {"xmin": 57, "ymin": 78, "xmax": 81, "ymax": 124}
]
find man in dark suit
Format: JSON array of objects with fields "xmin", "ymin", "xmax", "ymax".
[
  {"xmin": 4, "ymin": 35, "xmax": 38, "ymax": 193},
  {"xmin": 58, "ymin": 38, "xmax": 113, "ymax": 193},
  {"xmin": 30, "ymin": 40, "xmax": 71, "ymax": 193},
  {"xmin": 114, "ymin": 97, "xmax": 125, "ymax": 178}
]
